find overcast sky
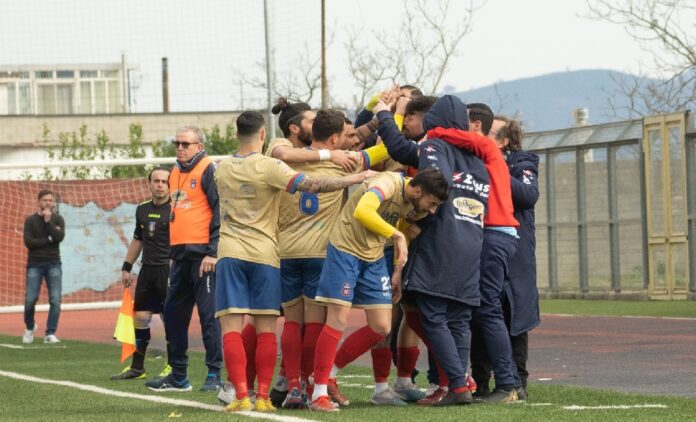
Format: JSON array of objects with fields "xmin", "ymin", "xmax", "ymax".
[{"xmin": 0, "ymin": 0, "xmax": 654, "ymax": 112}]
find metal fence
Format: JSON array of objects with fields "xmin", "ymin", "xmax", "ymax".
[{"xmin": 525, "ymin": 113, "xmax": 695, "ymax": 299}]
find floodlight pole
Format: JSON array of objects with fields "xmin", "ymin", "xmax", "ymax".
[
  {"xmin": 321, "ymin": 0, "xmax": 328, "ymax": 109},
  {"xmin": 263, "ymin": 0, "xmax": 277, "ymax": 138}
]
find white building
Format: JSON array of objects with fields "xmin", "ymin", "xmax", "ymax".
[{"xmin": 0, "ymin": 63, "xmax": 136, "ymax": 115}]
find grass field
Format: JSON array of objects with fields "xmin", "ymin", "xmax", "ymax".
[
  {"xmin": 1, "ymin": 334, "xmax": 695, "ymax": 421},
  {"xmin": 540, "ymin": 299, "xmax": 696, "ymax": 318}
]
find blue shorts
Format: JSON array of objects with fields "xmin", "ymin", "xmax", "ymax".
[
  {"xmin": 315, "ymin": 243, "xmax": 392, "ymax": 309},
  {"xmin": 280, "ymin": 258, "xmax": 324, "ymax": 307},
  {"xmin": 384, "ymin": 245, "xmax": 395, "ymax": 277},
  {"xmin": 215, "ymin": 257, "xmax": 281, "ymax": 317}
]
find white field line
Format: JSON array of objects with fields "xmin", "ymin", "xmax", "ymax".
[
  {"xmin": 543, "ymin": 313, "xmax": 696, "ymax": 321},
  {"xmin": 0, "ymin": 369, "xmax": 316, "ymax": 422},
  {"xmin": 564, "ymin": 404, "xmax": 668, "ymax": 410},
  {"xmin": 339, "ymin": 382, "xmax": 374, "ymax": 389},
  {"xmin": 0, "ymin": 343, "xmax": 67, "ymax": 350},
  {"xmin": 338, "ymin": 375, "xmax": 373, "ymax": 379}
]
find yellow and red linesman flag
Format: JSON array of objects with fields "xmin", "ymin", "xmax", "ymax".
[{"xmin": 113, "ymin": 288, "xmax": 136, "ymax": 362}]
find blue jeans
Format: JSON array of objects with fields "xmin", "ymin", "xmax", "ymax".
[{"xmin": 24, "ymin": 262, "xmax": 62, "ymax": 335}]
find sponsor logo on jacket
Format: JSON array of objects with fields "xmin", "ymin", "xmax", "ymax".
[{"xmin": 452, "ymin": 197, "xmax": 485, "ymax": 226}]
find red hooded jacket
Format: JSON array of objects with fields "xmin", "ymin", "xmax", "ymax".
[{"xmin": 427, "ymin": 127, "xmax": 519, "ymax": 228}]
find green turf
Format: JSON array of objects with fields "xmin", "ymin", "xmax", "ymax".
[
  {"xmin": 1, "ymin": 334, "xmax": 695, "ymax": 421},
  {"xmin": 540, "ymin": 299, "xmax": 696, "ymax": 318}
]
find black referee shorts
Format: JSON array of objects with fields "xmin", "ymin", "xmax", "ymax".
[{"xmin": 134, "ymin": 265, "xmax": 169, "ymax": 313}]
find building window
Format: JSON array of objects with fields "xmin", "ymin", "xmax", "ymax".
[
  {"xmin": 80, "ymin": 70, "xmax": 98, "ymax": 78},
  {"xmin": 35, "ymin": 71, "xmax": 53, "ymax": 79},
  {"xmin": 101, "ymin": 70, "xmax": 119, "ymax": 78},
  {"xmin": 56, "ymin": 70, "xmax": 75, "ymax": 78}
]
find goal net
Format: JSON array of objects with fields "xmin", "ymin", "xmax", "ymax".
[{"xmin": 0, "ymin": 157, "xmax": 224, "ymax": 312}]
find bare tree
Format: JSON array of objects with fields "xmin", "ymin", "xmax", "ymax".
[
  {"xmin": 234, "ymin": 29, "xmax": 336, "ymax": 108},
  {"xmin": 586, "ymin": 0, "xmax": 696, "ymax": 116},
  {"xmin": 345, "ymin": 0, "xmax": 485, "ymax": 111}
]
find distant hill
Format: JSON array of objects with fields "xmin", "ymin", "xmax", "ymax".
[{"xmin": 451, "ymin": 69, "xmax": 654, "ymax": 132}]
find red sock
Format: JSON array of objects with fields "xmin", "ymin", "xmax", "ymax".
[
  {"xmin": 334, "ymin": 326, "xmax": 385, "ymax": 369},
  {"xmin": 241, "ymin": 324, "xmax": 257, "ymax": 389},
  {"xmin": 396, "ymin": 347, "xmax": 420, "ymax": 378},
  {"xmin": 370, "ymin": 347, "xmax": 392, "ymax": 383},
  {"xmin": 281, "ymin": 321, "xmax": 302, "ymax": 390},
  {"xmin": 405, "ymin": 311, "xmax": 426, "ymax": 341},
  {"xmin": 255, "ymin": 332, "xmax": 277, "ymax": 400},
  {"xmin": 301, "ymin": 322, "xmax": 323, "ymax": 381},
  {"xmin": 222, "ymin": 332, "xmax": 248, "ymax": 399},
  {"xmin": 313, "ymin": 325, "xmax": 342, "ymax": 385}
]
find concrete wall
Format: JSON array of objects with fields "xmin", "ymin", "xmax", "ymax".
[{"xmin": 0, "ymin": 111, "xmax": 240, "ymax": 149}]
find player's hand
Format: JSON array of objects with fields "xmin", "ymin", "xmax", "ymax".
[
  {"xmin": 355, "ymin": 170, "xmax": 377, "ymax": 183},
  {"xmin": 391, "ymin": 270, "xmax": 403, "ymax": 304},
  {"xmin": 392, "ymin": 231, "xmax": 408, "ymax": 270},
  {"xmin": 372, "ymin": 100, "xmax": 390, "ymax": 115},
  {"xmin": 121, "ymin": 271, "xmax": 134, "ymax": 288},
  {"xmin": 41, "ymin": 208, "xmax": 52, "ymax": 223},
  {"xmin": 331, "ymin": 150, "xmax": 360, "ymax": 172},
  {"xmin": 407, "ymin": 224, "xmax": 421, "ymax": 240},
  {"xmin": 395, "ymin": 95, "xmax": 410, "ymax": 116},
  {"xmin": 199, "ymin": 255, "xmax": 217, "ymax": 277}
]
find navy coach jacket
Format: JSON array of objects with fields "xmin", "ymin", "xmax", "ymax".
[
  {"xmin": 503, "ymin": 150, "xmax": 541, "ymax": 335},
  {"xmin": 399, "ymin": 96, "xmax": 490, "ymax": 306}
]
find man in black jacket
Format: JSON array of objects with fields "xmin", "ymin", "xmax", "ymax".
[{"xmin": 23, "ymin": 189, "xmax": 65, "ymax": 344}]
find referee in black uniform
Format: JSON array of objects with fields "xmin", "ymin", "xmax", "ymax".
[{"xmin": 111, "ymin": 167, "xmax": 172, "ymax": 380}]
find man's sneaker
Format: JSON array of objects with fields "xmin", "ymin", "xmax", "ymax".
[
  {"xmin": 282, "ymin": 387, "xmax": 308, "ymax": 409},
  {"xmin": 515, "ymin": 386, "xmax": 528, "ymax": 401},
  {"xmin": 327, "ymin": 378, "xmax": 349, "ymax": 406},
  {"xmin": 466, "ymin": 374, "xmax": 478, "ymax": 394},
  {"xmin": 269, "ymin": 376, "xmax": 289, "ymax": 408},
  {"xmin": 425, "ymin": 383, "xmax": 439, "ymax": 396},
  {"xmin": 416, "ymin": 387, "xmax": 447, "ymax": 405},
  {"xmin": 218, "ymin": 382, "xmax": 236, "ymax": 405},
  {"xmin": 145, "ymin": 374, "xmax": 192, "ymax": 392},
  {"xmin": 158, "ymin": 364, "xmax": 172, "ymax": 378},
  {"xmin": 432, "ymin": 390, "xmax": 474, "ymax": 407},
  {"xmin": 110, "ymin": 366, "xmax": 146, "ymax": 380},
  {"xmin": 394, "ymin": 382, "xmax": 426, "ymax": 402},
  {"xmin": 43, "ymin": 334, "xmax": 60, "ymax": 344},
  {"xmin": 483, "ymin": 388, "xmax": 518, "ymax": 403},
  {"xmin": 255, "ymin": 397, "xmax": 277, "ymax": 412},
  {"xmin": 200, "ymin": 373, "xmax": 222, "ymax": 392},
  {"xmin": 224, "ymin": 397, "xmax": 252, "ymax": 413},
  {"xmin": 371, "ymin": 388, "xmax": 408, "ymax": 406},
  {"xmin": 22, "ymin": 324, "xmax": 37, "ymax": 344},
  {"xmin": 309, "ymin": 396, "xmax": 340, "ymax": 412}
]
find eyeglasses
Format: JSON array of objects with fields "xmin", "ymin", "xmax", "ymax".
[{"xmin": 171, "ymin": 141, "xmax": 200, "ymax": 149}]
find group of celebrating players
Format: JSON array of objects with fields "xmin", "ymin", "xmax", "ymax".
[{"xmin": 113, "ymin": 84, "xmax": 541, "ymax": 413}]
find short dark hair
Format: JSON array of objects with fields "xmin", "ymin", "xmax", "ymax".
[
  {"xmin": 401, "ymin": 84, "xmax": 423, "ymax": 98},
  {"xmin": 467, "ymin": 103, "xmax": 494, "ymax": 135},
  {"xmin": 271, "ymin": 97, "xmax": 311, "ymax": 137},
  {"xmin": 494, "ymin": 115, "xmax": 524, "ymax": 152},
  {"xmin": 236, "ymin": 111, "xmax": 266, "ymax": 137},
  {"xmin": 312, "ymin": 109, "xmax": 345, "ymax": 142},
  {"xmin": 405, "ymin": 95, "xmax": 438, "ymax": 116},
  {"xmin": 343, "ymin": 116, "xmax": 353, "ymax": 126},
  {"xmin": 148, "ymin": 166, "xmax": 170, "ymax": 182},
  {"xmin": 411, "ymin": 168, "xmax": 450, "ymax": 202},
  {"xmin": 37, "ymin": 189, "xmax": 54, "ymax": 200}
]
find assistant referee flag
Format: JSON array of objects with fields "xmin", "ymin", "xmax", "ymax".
[{"xmin": 113, "ymin": 289, "xmax": 136, "ymax": 362}]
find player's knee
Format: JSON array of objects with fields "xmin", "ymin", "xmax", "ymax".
[
  {"xmin": 134, "ymin": 311, "xmax": 152, "ymax": 329},
  {"xmin": 369, "ymin": 321, "xmax": 391, "ymax": 337}
]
